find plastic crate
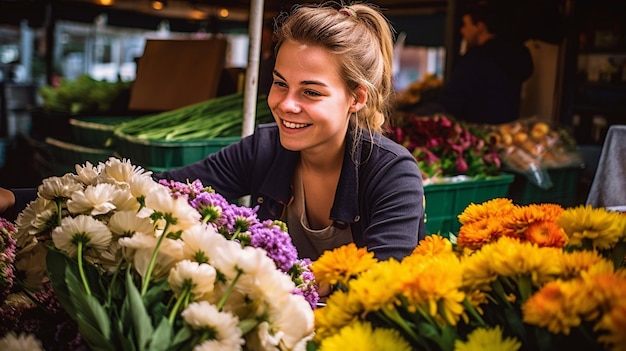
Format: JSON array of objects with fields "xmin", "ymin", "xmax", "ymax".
[
  {"xmin": 114, "ymin": 132, "xmax": 240, "ymax": 170},
  {"xmin": 424, "ymin": 173, "xmax": 515, "ymax": 235},
  {"xmin": 69, "ymin": 116, "xmax": 137, "ymax": 148},
  {"xmin": 507, "ymin": 166, "xmax": 584, "ymax": 207},
  {"xmin": 44, "ymin": 137, "xmax": 116, "ymax": 168}
]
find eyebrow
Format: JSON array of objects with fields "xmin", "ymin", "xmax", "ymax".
[{"xmin": 273, "ymin": 70, "xmax": 328, "ymax": 87}]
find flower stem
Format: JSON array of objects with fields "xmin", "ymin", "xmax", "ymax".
[
  {"xmin": 77, "ymin": 241, "xmax": 92, "ymax": 296},
  {"xmin": 217, "ymin": 270, "xmax": 243, "ymax": 310},
  {"xmin": 168, "ymin": 288, "xmax": 190, "ymax": 325},
  {"xmin": 141, "ymin": 222, "xmax": 170, "ymax": 296}
]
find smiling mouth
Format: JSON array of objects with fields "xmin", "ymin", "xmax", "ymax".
[{"xmin": 282, "ymin": 119, "xmax": 311, "ymax": 129}]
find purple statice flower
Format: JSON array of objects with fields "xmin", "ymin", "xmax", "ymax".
[
  {"xmin": 250, "ymin": 220, "xmax": 298, "ymax": 272},
  {"xmin": 0, "ymin": 217, "xmax": 17, "ymax": 302},
  {"xmin": 289, "ymin": 258, "xmax": 319, "ymax": 309},
  {"xmin": 190, "ymin": 191, "xmax": 231, "ymax": 227},
  {"xmin": 223, "ymin": 204, "xmax": 260, "ymax": 237},
  {"xmin": 158, "ymin": 179, "xmax": 206, "ymax": 200}
]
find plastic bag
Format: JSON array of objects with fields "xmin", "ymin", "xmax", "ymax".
[{"xmin": 483, "ymin": 117, "xmax": 583, "ymax": 189}]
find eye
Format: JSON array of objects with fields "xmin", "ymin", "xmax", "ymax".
[
  {"xmin": 304, "ymin": 89, "xmax": 322, "ymax": 97},
  {"xmin": 273, "ymin": 80, "xmax": 287, "ymax": 88}
]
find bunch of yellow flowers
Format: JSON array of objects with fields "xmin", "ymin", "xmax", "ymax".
[{"xmin": 308, "ymin": 200, "xmax": 626, "ymax": 351}]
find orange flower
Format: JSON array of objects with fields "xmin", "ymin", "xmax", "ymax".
[
  {"xmin": 524, "ymin": 221, "xmax": 568, "ymax": 248},
  {"xmin": 500, "ymin": 203, "xmax": 565, "ymax": 239},
  {"xmin": 457, "ymin": 198, "xmax": 515, "ymax": 225},
  {"xmin": 312, "ymin": 243, "xmax": 378, "ymax": 287},
  {"xmin": 411, "ymin": 234, "xmax": 453, "ymax": 256},
  {"xmin": 522, "ymin": 280, "xmax": 582, "ymax": 335},
  {"xmin": 457, "ymin": 218, "xmax": 504, "ymax": 251}
]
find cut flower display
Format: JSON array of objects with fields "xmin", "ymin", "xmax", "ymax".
[
  {"xmin": 308, "ymin": 199, "xmax": 626, "ymax": 351},
  {"xmin": 389, "ymin": 113, "xmax": 502, "ymax": 182},
  {"xmin": 0, "ymin": 157, "xmax": 315, "ymax": 351}
]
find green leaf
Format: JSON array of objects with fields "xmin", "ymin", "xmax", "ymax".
[
  {"xmin": 125, "ymin": 269, "xmax": 154, "ymax": 350},
  {"xmin": 46, "ymin": 249, "xmax": 78, "ymax": 318},
  {"xmin": 306, "ymin": 340, "xmax": 319, "ymax": 351},
  {"xmin": 66, "ymin": 266, "xmax": 113, "ymax": 350},
  {"xmin": 148, "ymin": 317, "xmax": 173, "ymax": 351},
  {"xmin": 171, "ymin": 326, "xmax": 193, "ymax": 350}
]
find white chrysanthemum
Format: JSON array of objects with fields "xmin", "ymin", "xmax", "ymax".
[
  {"xmin": 74, "ymin": 160, "xmax": 101, "ymax": 185},
  {"xmin": 263, "ymin": 293, "xmax": 315, "ymax": 350},
  {"xmin": 99, "ymin": 157, "xmax": 151, "ymax": 185},
  {"xmin": 145, "ymin": 186, "xmax": 201, "ymax": 232},
  {"xmin": 128, "ymin": 172, "xmax": 159, "ymax": 198},
  {"xmin": 181, "ymin": 301, "xmax": 244, "ymax": 351},
  {"xmin": 181, "ymin": 223, "xmax": 223, "ymax": 263},
  {"xmin": 66, "ymin": 183, "xmax": 122, "ymax": 216},
  {"xmin": 110, "ymin": 185, "xmax": 139, "ymax": 212},
  {"xmin": 203, "ymin": 235, "xmax": 248, "ymax": 281},
  {"xmin": 14, "ymin": 197, "xmax": 56, "ymax": 247},
  {"xmin": 119, "ymin": 232, "xmax": 184, "ymax": 280},
  {"xmin": 108, "ymin": 210, "xmax": 154, "ymax": 237},
  {"xmin": 37, "ymin": 173, "xmax": 83, "ymax": 201},
  {"xmin": 168, "ymin": 260, "xmax": 217, "ymax": 301},
  {"xmin": 0, "ymin": 332, "xmax": 44, "ymax": 351},
  {"xmin": 51, "ymin": 215, "xmax": 112, "ymax": 258},
  {"xmin": 235, "ymin": 246, "xmax": 295, "ymax": 302},
  {"xmin": 245, "ymin": 293, "xmax": 314, "ymax": 351},
  {"xmin": 89, "ymin": 239, "xmax": 123, "ymax": 274},
  {"xmin": 15, "ymin": 243, "xmax": 48, "ymax": 289}
]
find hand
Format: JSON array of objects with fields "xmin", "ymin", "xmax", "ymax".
[{"xmin": 0, "ymin": 188, "xmax": 16, "ymax": 214}]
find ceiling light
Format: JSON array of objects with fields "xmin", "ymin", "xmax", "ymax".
[
  {"xmin": 98, "ymin": 0, "xmax": 114, "ymax": 6},
  {"xmin": 151, "ymin": 0, "xmax": 167, "ymax": 11},
  {"xmin": 218, "ymin": 8, "xmax": 229, "ymax": 18}
]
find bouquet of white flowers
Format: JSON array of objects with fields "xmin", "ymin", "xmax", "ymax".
[{"xmin": 6, "ymin": 157, "xmax": 315, "ymax": 350}]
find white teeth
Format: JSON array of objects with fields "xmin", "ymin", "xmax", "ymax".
[{"xmin": 282, "ymin": 120, "xmax": 309, "ymax": 129}]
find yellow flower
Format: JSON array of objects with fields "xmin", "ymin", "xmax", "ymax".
[
  {"xmin": 349, "ymin": 259, "xmax": 403, "ymax": 312},
  {"xmin": 522, "ymin": 280, "xmax": 582, "ymax": 334},
  {"xmin": 460, "ymin": 249, "xmax": 498, "ymax": 291},
  {"xmin": 457, "ymin": 198, "xmax": 515, "ymax": 225},
  {"xmin": 312, "ymin": 243, "xmax": 378, "ymax": 287},
  {"xmin": 596, "ymin": 301, "xmax": 626, "ymax": 351},
  {"xmin": 558, "ymin": 205, "xmax": 626, "ymax": 250},
  {"xmin": 480, "ymin": 236, "xmax": 563, "ymax": 287},
  {"xmin": 400, "ymin": 254, "xmax": 465, "ymax": 325},
  {"xmin": 314, "ymin": 290, "xmax": 362, "ymax": 341},
  {"xmin": 454, "ymin": 326, "xmax": 521, "ymax": 351},
  {"xmin": 318, "ymin": 321, "xmax": 412, "ymax": 351},
  {"xmin": 559, "ymin": 250, "xmax": 614, "ymax": 280},
  {"xmin": 411, "ymin": 234, "xmax": 453, "ymax": 256}
]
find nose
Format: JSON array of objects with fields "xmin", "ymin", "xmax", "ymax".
[{"xmin": 276, "ymin": 92, "xmax": 301, "ymax": 114}]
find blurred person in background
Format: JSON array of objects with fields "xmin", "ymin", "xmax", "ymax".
[{"xmin": 440, "ymin": 1, "xmax": 534, "ymax": 124}]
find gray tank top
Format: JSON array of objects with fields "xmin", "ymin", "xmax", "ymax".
[{"xmin": 285, "ymin": 166, "xmax": 353, "ymax": 260}]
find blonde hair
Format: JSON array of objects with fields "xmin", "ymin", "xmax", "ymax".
[{"xmin": 273, "ymin": 1, "xmax": 395, "ymax": 134}]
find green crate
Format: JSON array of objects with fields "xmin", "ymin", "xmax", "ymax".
[
  {"xmin": 114, "ymin": 132, "xmax": 240, "ymax": 170},
  {"xmin": 424, "ymin": 174, "xmax": 514, "ymax": 235},
  {"xmin": 507, "ymin": 166, "xmax": 584, "ymax": 207},
  {"xmin": 44, "ymin": 137, "xmax": 116, "ymax": 167},
  {"xmin": 69, "ymin": 116, "xmax": 137, "ymax": 148}
]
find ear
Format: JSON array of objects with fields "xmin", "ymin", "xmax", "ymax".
[{"xmin": 350, "ymin": 85, "xmax": 367, "ymax": 113}]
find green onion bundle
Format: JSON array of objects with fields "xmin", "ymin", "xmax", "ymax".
[{"xmin": 114, "ymin": 93, "xmax": 272, "ymax": 141}]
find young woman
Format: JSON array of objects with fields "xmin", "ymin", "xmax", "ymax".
[{"xmin": 0, "ymin": 2, "xmax": 426, "ymax": 261}]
